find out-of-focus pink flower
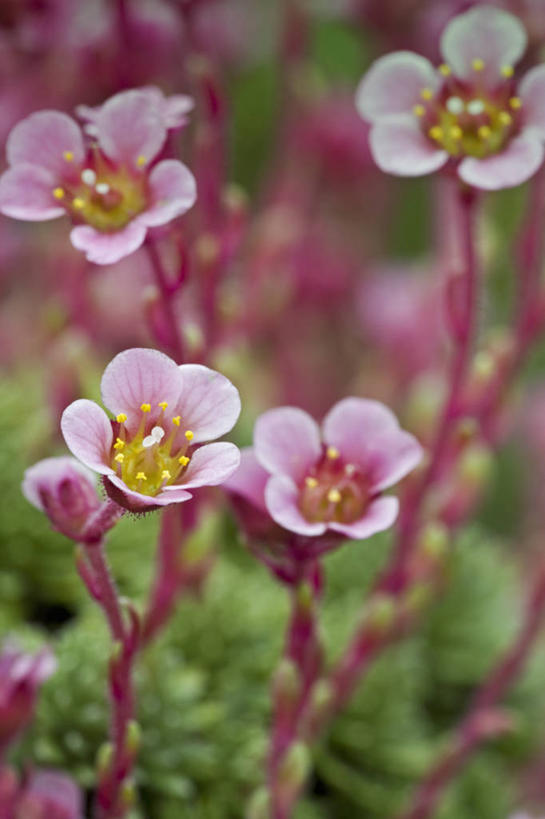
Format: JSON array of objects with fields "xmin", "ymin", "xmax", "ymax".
[
  {"xmin": 0, "ymin": 89, "xmax": 196, "ymax": 264},
  {"xmin": 22, "ymin": 456, "xmax": 101, "ymax": 540},
  {"xmin": 356, "ymin": 6, "xmax": 545, "ymax": 189},
  {"xmin": 4, "ymin": 769, "xmax": 83, "ymax": 819},
  {"xmin": 76, "ymin": 86, "xmax": 194, "ymax": 136},
  {"xmin": 61, "ymin": 348, "xmax": 241, "ymax": 512},
  {"xmin": 242, "ymin": 398, "xmax": 422, "ymax": 539},
  {"xmin": 0, "ymin": 644, "xmax": 56, "ymax": 753}
]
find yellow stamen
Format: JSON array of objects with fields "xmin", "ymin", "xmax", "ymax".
[
  {"xmin": 438, "ymin": 63, "xmax": 451, "ymax": 76},
  {"xmin": 136, "ymin": 472, "xmax": 147, "ymax": 481},
  {"xmin": 53, "ymin": 187, "xmax": 65, "ymax": 200},
  {"xmin": 140, "ymin": 403, "xmax": 151, "ymax": 413},
  {"xmin": 501, "ymin": 65, "xmax": 514, "ymax": 78},
  {"xmin": 113, "ymin": 438, "xmax": 125, "ymax": 450},
  {"xmin": 450, "ymin": 125, "xmax": 463, "ymax": 140},
  {"xmin": 413, "ymin": 104, "xmax": 425, "ymax": 117},
  {"xmin": 172, "ymin": 416, "xmax": 181, "ymax": 426},
  {"xmin": 185, "ymin": 430, "xmax": 194, "ymax": 441},
  {"xmin": 509, "ymin": 96, "xmax": 522, "ymax": 109},
  {"xmin": 178, "ymin": 455, "xmax": 190, "ymax": 466},
  {"xmin": 429, "ymin": 125, "xmax": 443, "ymax": 141},
  {"xmin": 158, "ymin": 401, "xmax": 168, "ymax": 410},
  {"xmin": 161, "ymin": 470, "xmax": 171, "ymax": 480},
  {"xmin": 136, "ymin": 155, "xmax": 147, "ymax": 167},
  {"xmin": 326, "ymin": 446, "xmax": 339, "ymax": 460},
  {"xmin": 327, "ymin": 488, "xmax": 341, "ymax": 504},
  {"xmin": 420, "ymin": 87, "xmax": 433, "ymax": 100},
  {"xmin": 116, "ymin": 413, "xmax": 127, "ymax": 423},
  {"xmin": 72, "ymin": 197, "xmax": 85, "ymax": 210},
  {"xmin": 499, "ymin": 111, "xmax": 512, "ymax": 126},
  {"xmin": 114, "ymin": 453, "xmax": 125, "ymax": 463},
  {"xmin": 305, "ymin": 477, "xmax": 318, "ymax": 489},
  {"xmin": 472, "ymin": 58, "xmax": 485, "ymax": 71},
  {"xmin": 478, "ymin": 125, "xmax": 491, "ymax": 139},
  {"xmin": 63, "ymin": 150, "xmax": 74, "ymax": 161}
]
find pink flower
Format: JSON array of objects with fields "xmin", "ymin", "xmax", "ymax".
[
  {"xmin": 61, "ymin": 348, "xmax": 241, "ymax": 512},
  {"xmin": 356, "ymin": 6, "xmax": 545, "ymax": 189},
  {"xmin": 22, "ymin": 456, "xmax": 101, "ymax": 540},
  {"xmin": 0, "ymin": 89, "xmax": 196, "ymax": 264},
  {"xmin": 0, "ymin": 643, "xmax": 56, "ymax": 753},
  {"xmin": 14, "ymin": 770, "xmax": 83, "ymax": 819},
  {"xmin": 76, "ymin": 86, "xmax": 194, "ymax": 136},
  {"xmin": 232, "ymin": 398, "xmax": 422, "ymax": 539}
]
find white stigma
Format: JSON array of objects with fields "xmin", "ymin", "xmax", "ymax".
[
  {"xmin": 467, "ymin": 99, "xmax": 485, "ymax": 116},
  {"xmin": 446, "ymin": 96, "xmax": 464, "ymax": 115},
  {"xmin": 81, "ymin": 168, "xmax": 97, "ymax": 186},
  {"xmin": 95, "ymin": 182, "xmax": 110, "ymax": 195},
  {"xmin": 142, "ymin": 426, "xmax": 165, "ymax": 448}
]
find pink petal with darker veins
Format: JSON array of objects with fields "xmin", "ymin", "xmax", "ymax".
[
  {"xmin": 0, "ymin": 164, "xmax": 65, "ymax": 221},
  {"xmin": 70, "ymin": 221, "xmax": 148, "ymax": 265},
  {"xmin": 6, "ymin": 110, "xmax": 85, "ymax": 176},
  {"xmin": 61, "ymin": 400, "xmax": 114, "ymax": 475},
  {"xmin": 254, "ymin": 406, "xmax": 321, "ymax": 483},
  {"xmin": 329, "ymin": 496, "xmax": 399, "ymax": 539},
  {"xmin": 174, "ymin": 364, "xmax": 241, "ymax": 443},
  {"xmin": 265, "ymin": 473, "xmax": 327, "ymax": 537},
  {"xmin": 139, "ymin": 159, "xmax": 197, "ymax": 228},
  {"xmin": 96, "ymin": 89, "xmax": 166, "ymax": 168},
  {"xmin": 167, "ymin": 442, "xmax": 240, "ymax": 489}
]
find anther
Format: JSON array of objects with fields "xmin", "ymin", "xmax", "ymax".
[
  {"xmin": 499, "ymin": 111, "xmax": 512, "ymax": 126},
  {"xmin": 178, "ymin": 455, "xmax": 190, "ymax": 466},
  {"xmin": 185, "ymin": 430, "xmax": 194, "ymax": 441},
  {"xmin": 172, "ymin": 416, "xmax": 180, "ymax": 426},
  {"xmin": 446, "ymin": 96, "xmax": 464, "ymax": 115},
  {"xmin": 509, "ymin": 97, "xmax": 522, "ymax": 109},
  {"xmin": 142, "ymin": 426, "xmax": 165, "ymax": 448},
  {"xmin": 136, "ymin": 155, "xmax": 147, "ymax": 167},
  {"xmin": 158, "ymin": 402, "xmax": 168, "ymax": 411},
  {"xmin": 53, "ymin": 187, "xmax": 65, "ymax": 200},
  {"xmin": 81, "ymin": 168, "xmax": 97, "ymax": 186},
  {"xmin": 136, "ymin": 472, "xmax": 147, "ymax": 481},
  {"xmin": 429, "ymin": 125, "xmax": 443, "ymax": 141},
  {"xmin": 472, "ymin": 58, "xmax": 485, "ymax": 71},
  {"xmin": 114, "ymin": 453, "xmax": 125, "ymax": 463},
  {"xmin": 72, "ymin": 198, "xmax": 85, "ymax": 210},
  {"xmin": 438, "ymin": 64, "xmax": 451, "ymax": 76},
  {"xmin": 305, "ymin": 477, "xmax": 318, "ymax": 488},
  {"xmin": 501, "ymin": 65, "xmax": 514, "ymax": 78},
  {"xmin": 467, "ymin": 99, "xmax": 485, "ymax": 116},
  {"xmin": 420, "ymin": 88, "xmax": 433, "ymax": 100},
  {"xmin": 63, "ymin": 151, "xmax": 74, "ymax": 161},
  {"xmin": 413, "ymin": 104, "xmax": 425, "ymax": 117},
  {"xmin": 327, "ymin": 488, "xmax": 341, "ymax": 504},
  {"xmin": 95, "ymin": 182, "xmax": 110, "ymax": 195},
  {"xmin": 116, "ymin": 413, "xmax": 127, "ymax": 423},
  {"xmin": 478, "ymin": 125, "xmax": 491, "ymax": 139},
  {"xmin": 113, "ymin": 438, "xmax": 125, "ymax": 450},
  {"xmin": 140, "ymin": 403, "xmax": 151, "ymax": 413},
  {"xmin": 326, "ymin": 446, "xmax": 339, "ymax": 460},
  {"xmin": 450, "ymin": 125, "xmax": 463, "ymax": 140},
  {"xmin": 161, "ymin": 470, "xmax": 171, "ymax": 480}
]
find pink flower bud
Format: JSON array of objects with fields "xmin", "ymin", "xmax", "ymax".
[{"xmin": 0, "ymin": 644, "xmax": 56, "ymax": 753}]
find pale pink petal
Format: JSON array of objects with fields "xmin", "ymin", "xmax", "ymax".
[
  {"xmin": 162, "ymin": 93, "xmax": 195, "ymax": 128},
  {"xmin": 222, "ymin": 447, "xmax": 268, "ymax": 513},
  {"xmin": 171, "ymin": 442, "xmax": 240, "ymax": 489},
  {"xmin": 61, "ymin": 399, "xmax": 114, "ymax": 475},
  {"xmin": 24, "ymin": 770, "xmax": 83, "ymax": 818},
  {"xmin": 519, "ymin": 65, "xmax": 545, "ymax": 137},
  {"xmin": 356, "ymin": 52, "xmax": 438, "ymax": 121},
  {"xmin": 329, "ymin": 496, "xmax": 399, "ymax": 539},
  {"xmin": 367, "ymin": 431, "xmax": 424, "ymax": 491},
  {"xmin": 458, "ymin": 131, "xmax": 544, "ymax": 190},
  {"xmin": 96, "ymin": 89, "xmax": 166, "ymax": 168},
  {"xmin": 323, "ymin": 397, "xmax": 402, "ymax": 456},
  {"xmin": 265, "ymin": 474, "xmax": 327, "ymax": 537},
  {"xmin": 369, "ymin": 117, "xmax": 448, "ymax": 176},
  {"xmin": 174, "ymin": 364, "xmax": 241, "ymax": 443},
  {"xmin": 0, "ymin": 164, "xmax": 65, "ymax": 221},
  {"xmin": 6, "ymin": 111, "xmax": 85, "ymax": 175},
  {"xmin": 106, "ymin": 474, "xmax": 192, "ymax": 509},
  {"xmin": 138, "ymin": 160, "xmax": 197, "ymax": 228},
  {"xmin": 70, "ymin": 222, "xmax": 147, "ymax": 265},
  {"xmin": 101, "ymin": 348, "xmax": 183, "ymax": 433},
  {"xmin": 254, "ymin": 407, "xmax": 321, "ymax": 483},
  {"xmin": 440, "ymin": 6, "xmax": 526, "ymax": 85},
  {"xmin": 22, "ymin": 456, "xmax": 95, "ymax": 511}
]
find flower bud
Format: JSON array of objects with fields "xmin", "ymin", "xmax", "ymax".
[
  {"xmin": 277, "ymin": 742, "xmax": 311, "ymax": 796},
  {"xmin": 22, "ymin": 457, "xmax": 101, "ymax": 540},
  {"xmin": 0, "ymin": 643, "xmax": 56, "ymax": 753}
]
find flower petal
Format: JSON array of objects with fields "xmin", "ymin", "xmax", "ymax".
[
  {"xmin": 22, "ymin": 456, "xmax": 95, "ymax": 511},
  {"xmin": 369, "ymin": 117, "xmax": 448, "ymax": 177},
  {"xmin": 70, "ymin": 222, "xmax": 147, "ymax": 265},
  {"xmin": 0, "ymin": 163, "xmax": 65, "ymax": 221},
  {"xmin": 174, "ymin": 364, "xmax": 241, "ymax": 443},
  {"xmin": 6, "ymin": 110, "xmax": 85, "ymax": 175},
  {"xmin": 458, "ymin": 131, "xmax": 544, "ymax": 190},
  {"xmin": 106, "ymin": 474, "xmax": 192, "ymax": 510},
  {"xmin": 329, "ymin": 496, "xmax": 399, "ymax": 539},
  {"xmin": 138, "ymin": 160, "xmax": 197, "ymax": 228},
  {"xmin": 223, "ymin": 447, "xmax": 269, "ymax": 513},
  {"xmin": 519, "ymin": 65, "xmax": 545, "ymax": 138},
  {"xmin": 96, "ymin": 89, "xmax": 166, "ymax": 168},
  {"xmin": 368, "ymin": 431, "xmax": 424, "ymax": 491},
  {"xmin": 172, "ymin": 442, "xmax": 240, "ymax": 489},
  {"xmin": 61, "ymin": 399, "xmax": 114, "ymax": 475},
  {"xmin": 356, "ymin": 51, "xmax": 438, "ymax": 121},
  {"xmin": 101, "ymin": 347, "xmax": 183, "ymax": 434},
  {"xmin": 23, "ymin": 770, "xmax": 83, "ymax": 818},
  {"xmin": 265, "ymin": 473, "xmax": 327, "ymax": 537},
  {"xmin": 254, "ymin": 406, "xmax": 321, "ymax": 483},
  {"xmin": 440, "ymin": 6, "xmax": 527, "ymax": 85},
  {"xmin": 323, "ymin": 397, "xmax": 402, "ymax": 455}
]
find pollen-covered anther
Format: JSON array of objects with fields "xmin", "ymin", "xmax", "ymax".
[
  {"xmin": 501, "ymin": 65, "xmax": 514, "ymax": 78},
  {"xmin": 172, "ymin": 416, "xmax": 181, "ymax": 426},
  {"xmin": 178, "ymin": 455, "xmax": 190, "ymax": 466},
  {"xmin": 142, "ymin": 426, "xmax": 165, "ymax": 448},
  {"xmin": 420, "ymin": 87, "xmax": 433, "ymax": 101},
  {"xmin": 140, "ymin": 403, "xmax": 151, "ymax": 413},
  {"xmin": 450, "ymin": 125, "xmax": 463, "ymax": 140},
  {"xmin": 509, "ymin": 97, "xmax": 522, "ymax": 109},
  {"xmin": 185, "ymin": 430, "xmax": 194, "ymax": 441},
  {"xmin": 327, "ymin": 488, "xmax": 342, "ymax": 504},
  {"xmin": 73, "ymin": 198, "xmax": 85, "ymax": 210},
  {"xmin": 114, "ymin": 453, "xmax": 125, "ymax": 463},
  {"xmin": 116, "ymin": 413, "xmax": 127, "ymax": 423},
  {"xmin": 158, "ymin": 402, "xmax": 168, "ymax": 411},
  {"xmin": 429, "ymin": 126, "xmax": 444, "ymax": 141},
  {"xmin": 53, "ymin": 187, "xmax": 65, "ymax": 200},
  {"xmin": 478, "ymin": 125, "xmax": 492, "ymax": 139},
  {"xmin": 305, "ymin": 477, "xmax": 318, "ymax": 488},
  {"xmin": 326, "ymin": 446, "xmax": 339, "ymax": 460},
  {"xmin": 81, "ymin": 168, "xmax": 97, "ymax": 186},
  {"xmin": 113, "ymin": 438, "xmax": 125, "ymax": 450},
  {"xmin": 472, "ymin": 58, "xmax": 485, "ymax": 71},
  {"xmin": 161, "ymin": 470, "xmax": 171, "ymax": 481},
  {"xmin": 499, "ymin": 111, "xmax": 513, "ymax": 126},
  {"xmin": 136, "ymin": 155, "xmax": 147, "ymax": 167},
  {"xmin": 63, "ymin": 151, "xmax": 74, "ymax": 162},
  {"xmin": 438, "ymin": 64, "xmax": 451, "ymax": 76},
  {"xmin": 136, "ymin": 472, "xmax": 147, "ymax": 481},
  {"xmin": 413, "ymin": 104, "xmax": 425, "ymax": 117}
]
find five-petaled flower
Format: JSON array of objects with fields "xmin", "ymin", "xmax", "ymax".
[
  {"xmin": 356, "ymin": 6, "xmax": 545, "ymax": 189},
  {"xmin": 60, "ymin": 348, "xmax": 241, "ymax": 512},
  {"xmin": 0, "ymin": 88, "xmax": 196, "ymax": 264},
  {"xmin": 229, "ymin": 398, "xmax": 422, "ymax": 539}
]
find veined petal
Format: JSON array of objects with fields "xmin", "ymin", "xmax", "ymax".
[
  {"xmin": 265, "ymin": 474, "xmax": 327, "ymax": 537},
  {"xmin": 440, "ymin": 6, "xmax": 527, "ymax": 85},
  {"xmin": 106, "ymin": 474, "xmax": 192, "ymax": 510},
  {"xmin": 171, "ymin": 442, "xmax": 240, "ymax": 489},
  {"xmin": 96, "ymin": 89, "xmax": 166, "ymax": 168},
  {"xmin": 223, "ymin": 447, "xmax": 269, "ymax": 513},
  {"xmin": 61, "ymin": 399, "xmax": 114, "ymax": 475},
  {"xmin": 329, "ymin": 496, "xmax": 399, "ymax": 539},
  {"xmin": 323, "ymin": 397, "xmax": 401, "ymax": 453},
  {"xmin": 70, "ymin": 222, "xmax": 147, "ymax": 265},
  {"xmin": 356, "ymin": 51, "xmax": 438, "ymax": 121},
  {"xmin": 139, "ymin": 160, "xmax": 197, "ymax": 228},
  {"xmin": 0, "ymin": 164, "xmax": 65, "ymax": 221},
  {"xmin": 174, "ymin": 364, "xmax": 241, "ymax": 443},
  {"xmin": 254, "ymin": 406, "xmax": 321, "ymax": 483},
  {"xmin": 519, "ymin": 65, "xmax": 545, "ymax": 137},
  {"xmin": 6, "ymin": 110, "xmax": 85, "ymax": 175},
  {"xmin": 22, "ymin": 456, "xmax": 95, "ymax": 511},
  {"xmin": 369, "ymin": 117, "xmax": 448, "ymax": 177},
  {"xmin": 458, "ymin": 131, "xmax": 544, "ymax": 190}
]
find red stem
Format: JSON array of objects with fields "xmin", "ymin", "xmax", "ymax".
[{"xmin": 145, "ymin": 237, "xmax": 185, "ymax": 363}]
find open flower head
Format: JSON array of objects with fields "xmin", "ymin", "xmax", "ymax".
[
  {"xmin": 240, "ymin": 398, "xmax": 422, "ymax": 539},
  {"xmin": 15, "ymin": 769, "xmax": 83, "ymax": 819},
  {"xmin": 356, "ymin": 6, "xmax": 545, "ymax": 189},
  {"xmin": 0, "ymin": 89, "xmax": 196, "ymax": 264},
  {"xmin": 61, "ymin": 348, "xmax": 241, "ymax": 512}
]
